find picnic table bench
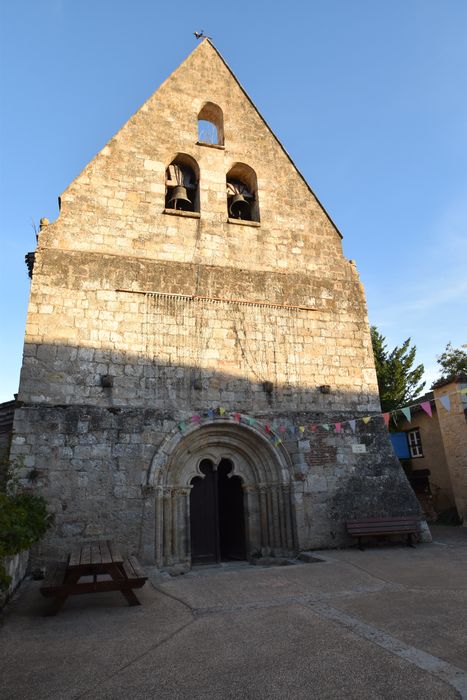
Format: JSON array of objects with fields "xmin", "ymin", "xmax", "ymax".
[
  {"xmin": 40, "ymin": 540, "xmax": 147, "ymax": 614},
  {"xmin": 346, "ymin": 517, "xmax": 421, "ymax": 550}
]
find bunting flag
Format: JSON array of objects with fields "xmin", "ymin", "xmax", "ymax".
[
  {"xmin": 439, "ymin": 395, "xmax": 451, "ymax": 412},
  {"xmin": 401, "ymin": 407, "xmax": 411, "ymax": 422},
  {"xmin": 173, "ymin": 387, "xmax": 464, "ymax": 444},
  {"xmin": 275, "ymin": 438, "xmax": 282, "ymax": 447},
  {"xmin": 420, "ymin": 401, "xmax": 432, "ymax": 418}
]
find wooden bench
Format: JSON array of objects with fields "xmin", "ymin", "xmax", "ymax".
[
  {"xmin": 346, "ymin": 517, "xmax": 421, "ymax": 550},
  {"xmin": 40, "ymin": 541, "xmax": 147, "ymax": 614}
]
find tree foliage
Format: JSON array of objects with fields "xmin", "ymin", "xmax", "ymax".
[
  {"xmin": 436, "ymin": 342, "xmax": 467, "ymax": 382},
  {"xmin": 370, "ymin": 326, "xmax": 426, "ymax": 413},
  {"xmin": 0, "ymin": 458, "xmax": 53, "ymax": 591}
]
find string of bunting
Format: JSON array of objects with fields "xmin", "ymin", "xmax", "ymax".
[{"xmin": 177, "ymin": 387, "xmax": 467, "ymax": 447}]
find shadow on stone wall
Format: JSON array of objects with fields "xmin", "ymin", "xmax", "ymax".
[{"xmin": 10, "ymin": 341, "xmax": 423, "ymax": 561}]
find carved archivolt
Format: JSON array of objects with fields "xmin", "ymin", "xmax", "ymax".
[{"xmin": 146, "ymin": 420, "xmax": 297, "ymax": 569}]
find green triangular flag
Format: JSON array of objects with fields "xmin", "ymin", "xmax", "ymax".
[{"xmin": 401, "ymin": 407, "xmax": 411, "ymax": 422}]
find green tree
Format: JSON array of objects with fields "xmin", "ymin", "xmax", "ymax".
[
  {"xmin": 370, "ymin": 326, "xmax": 426, "ymax": 413},
  {"xmin": 0, "ymin": 458, "xmax": 53, "ymax": 591},
  {"xmin": 436, "ymin": 342, "xmax": 467, "ymax": 382}
]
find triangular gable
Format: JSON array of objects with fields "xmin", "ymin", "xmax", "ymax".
[
  {"xmin": 202, "ymin": 40, "xmax": 343, "ymax": 239},
  {"xmin": 59, "ymin": 39, "xmax": 343, "ymax": 242}
]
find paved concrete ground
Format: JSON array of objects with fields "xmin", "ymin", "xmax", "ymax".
[{"xmin": 1, "ymin": 525, "xmax": 467, "ymax": 699}]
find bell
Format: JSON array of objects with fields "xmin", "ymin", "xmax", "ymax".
[
  {"xmin": 168, "ymin": 185, "xmax": 192, "ymax": 211},
  {"xmin": 229, "ymin": 193, "xmax": 251, "ymax": 220}
]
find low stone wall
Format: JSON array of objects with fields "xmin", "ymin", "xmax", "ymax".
[{"xmin": 0, "ymin": 549, "xmax": 29, "ymax": 608}]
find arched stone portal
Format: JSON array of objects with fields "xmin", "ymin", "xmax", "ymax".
[{"xmin": 147, "ymin": 420, "xmax": 297, "ymax": 571}]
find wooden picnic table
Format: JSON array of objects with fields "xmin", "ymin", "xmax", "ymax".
[{"xmin": 40, "ymin": 540, "xmax": 147, "ymax": 615}]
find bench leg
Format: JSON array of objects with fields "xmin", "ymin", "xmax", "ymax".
[
  {"xmin": 45, "ymin": 595, "xmax": 68, "ymax": 616},
  {"xmin": 358, "ymin": 536, "xmax": 364, "ymax": 551},
  {"xmin": 106, "ymin": 563, "xmax": 141, "ymax": 606},
  {"xmin": 407, "ymin": 533, "xmax": 416, "ymax": 548},
  {"xmin": 119, "ymin": 587, "xmax": 141, "ymax": 606}
]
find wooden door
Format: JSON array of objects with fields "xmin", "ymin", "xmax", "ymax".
[
  {"xmin": 190, "ymin": 459, "xmax": 219, "ymax": 564},
  {"xmin": 190, "ymin": 458, "xmax": 246, "ymax": 564}
]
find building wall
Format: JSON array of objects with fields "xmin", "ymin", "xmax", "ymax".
[
  {"xmin": 434, "ymin": 380, "xmax": 467, "ymax": 524},
  {"xmin": 10, "ymin": 41, "xmax": 423, "ymax": 566},
  {"xmin": 398, "ymin": 410, "xmax": 454, "ymax": 512},
  {"xmin": 0, "ymin": 400, "xmax": 15, "ymax": 462}
]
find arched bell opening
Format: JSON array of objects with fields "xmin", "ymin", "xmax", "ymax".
[
  {"xmin": 190, "ymin": 457, "xmax": 246, "ymax": 565},
  {"xmin": 165, "ymin": 153, "xmax": 200, "ymax": 212},
  {"xmin": 226, "ymin": 162, "xmax": 260, "ymax": 222}
]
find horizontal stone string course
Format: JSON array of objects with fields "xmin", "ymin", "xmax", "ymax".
[{"xmin": 117, "ymin": 289, "xmax": 317, "ymax": 312}]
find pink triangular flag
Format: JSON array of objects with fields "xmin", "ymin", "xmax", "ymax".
[
  {"xmin": 401, "ymin": 407, "xmax": 411, "ymax": 422},
  {"xmin": 349, "ymin": 419, "xmax": 356, "ymax": 433},
  {"xmin": 192, "ymin": 415, "xmax": 201, "ymax": 424},
  {"xmin": 439, "ymin": 395, "xmax": 451, "ymax": 412},
  {"xmin": 233, "ymin": 412, "xmax": 241, "ymax": 422},
  {"xmin": 382, "ymin": 412, "xmax": 390, "ymax": 428},
  {"xmin": 335, "ymin": 422, "xmax": 342, "ymax": 433},
  {"xmin": 310, "ymin": 424, "xmax": 317, "ymax": 433},
  {"xmin": 420, "ymin": 401, "xmax": 432, "ymax": 417}
]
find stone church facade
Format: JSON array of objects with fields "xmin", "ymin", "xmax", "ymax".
[{"xmin": 10, "ymin": 40, "xmax": 425, "ymax": 570}]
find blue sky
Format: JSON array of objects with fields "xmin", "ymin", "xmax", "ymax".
[{"xmin": 1, "ymin": 0, "xmax": 466, "ymax": 403}]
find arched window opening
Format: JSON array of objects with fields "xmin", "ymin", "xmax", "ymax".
[
  {"xmin": 197, "ymin": 102, "xmax": 224, "ymax": 146},
  {"xmin": 198, "ymin": 120, "xmax": 218, "ymax": 145},
  {"xmin": 165, "ymin": 155, "xmax": 199, "ymax": 212},
  {"xmin": 226, "ymin": 163, "xmax": 259, "ymax": 222}
]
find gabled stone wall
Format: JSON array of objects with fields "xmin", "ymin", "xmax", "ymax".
[{"xmin": 11, "ymin": 41, "xmax": 424, "ymax": 566}]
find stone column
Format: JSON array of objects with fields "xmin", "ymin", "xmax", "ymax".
[
  {"xmin": 282, "ymin": 484, "xmax": 295, "ymax": 551},
  {"xmin": 155, "ymin": 486, "xmax": 164, "ymax": 568},
  {"xmin": 258, "ymin": 485, "xmax": 270, "ymax": 552},
  {"xmin": 244, "ymin": 484, "xmax": 261, "ymax": 556},
  {"xmin": 163, "ymin": 487, "xmax": 172, "ymax": 566}
]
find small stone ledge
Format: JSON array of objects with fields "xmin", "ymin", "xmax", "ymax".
[
  {"xmin": 163, "ymin": 209, "xmax": 201, "ymax": 219},
  {"xmin": 227, "ymin": 218, "xmax": 261, "ymax": 228},
  {"xmin": 196, "ymin": 141, "xmax": 225, "ymax": 150}
]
